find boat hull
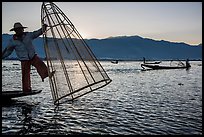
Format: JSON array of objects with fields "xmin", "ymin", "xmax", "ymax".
[{"xmin": 141, "ymin": 64, "xmax": 190, "ymax": 70}]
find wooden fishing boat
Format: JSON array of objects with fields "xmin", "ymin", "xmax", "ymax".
[
  {"xmin": 141, "ymin": 63, "xmax": 190, "ymax": 70},
  {"xmin": 2, "ymin": 90, "xmax": 42, "ymax": 102},
  {"xmin": 141, "ymin": 58, "xmax": 191, "ymax": 70}
]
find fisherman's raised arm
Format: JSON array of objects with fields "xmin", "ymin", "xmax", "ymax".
[{"xmin": 30, "ymin": 24, "xmax": 48, "ymax": 39}]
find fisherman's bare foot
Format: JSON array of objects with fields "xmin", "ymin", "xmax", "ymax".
[
  {"xmin": 49, "ymin": 70, "xmax": 56, "ymax": 78},
  {"xmin": 23, "ymin": 89, "xmax": 32, "ymax": 93},
  {"xmin": 42, "ymin": 70, "xmax": 55, "ymax": 82}
]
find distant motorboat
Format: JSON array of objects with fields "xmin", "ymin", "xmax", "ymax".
[{"xmin": 111, "ymin": 60, "xmax": 118, "ymax": 64}]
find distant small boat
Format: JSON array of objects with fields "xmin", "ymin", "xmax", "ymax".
[{"xmin": 111, "ymin": 60, "xmax": 118, "ymax": 64}]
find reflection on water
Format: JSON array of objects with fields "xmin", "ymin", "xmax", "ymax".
[
  {"xmin": 2, "ymin": 60, "xmax": 202, "ymax": 135},
  {"xmin": 17, "ymin": 102, "xmax": 34, "ymax": 135}
]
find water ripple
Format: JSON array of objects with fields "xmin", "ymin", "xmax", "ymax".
[{"xmin": 2, "ymin": 61, "xmax": 202, "ymax": 135}]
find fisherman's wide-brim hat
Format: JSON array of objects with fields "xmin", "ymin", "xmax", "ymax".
[{"xmin": 10, "ymin": 22, "xmax": 27, "ymax": 31}]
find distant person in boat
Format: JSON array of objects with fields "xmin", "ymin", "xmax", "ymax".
[
  {"xmin": 143, "ymin": 57, "xmax": 146, "ymax": 64},
  {"xmin": 186, "ymin": 59, "xmax": 191, "ymax": 68},
  {"xmin": 2, "ymin": 22, "xmax": 55, "ymax": 93}
]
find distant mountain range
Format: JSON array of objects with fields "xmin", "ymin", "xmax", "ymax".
[{"xmin": 2, "ymin": 34, "xmax": 202, "ymax": 60}]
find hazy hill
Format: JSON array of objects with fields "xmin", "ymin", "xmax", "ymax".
[{"xmin": 2, "ymin": 34, "xmax": 202, "ymax": 60}]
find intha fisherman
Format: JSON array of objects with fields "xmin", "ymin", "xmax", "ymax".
[{"xmin": 2, "ymin": 22, "xmax": 55, "ymax": 92}]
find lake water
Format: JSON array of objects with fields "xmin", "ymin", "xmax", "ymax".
[{"xmin": 2, "ymin": 60, "xmax": 202, "ymax": 135}]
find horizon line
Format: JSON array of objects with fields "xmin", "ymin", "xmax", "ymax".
[{"xmin": 2, "ymin": 33, "xmax": 202, "ymax": 46}]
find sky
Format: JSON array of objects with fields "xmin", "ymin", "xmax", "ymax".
[{"xmin": 2, "ymin": 2, "xmax": 202, "ymax": 45}]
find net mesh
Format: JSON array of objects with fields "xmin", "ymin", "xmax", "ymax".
[{"xmin": 41, "ymin": 2, "xmax": 111, "ymax": 105}]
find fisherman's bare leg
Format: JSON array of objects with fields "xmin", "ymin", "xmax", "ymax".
[
  {"xmin": 31, "ymin": 55, "xmax": 49, "ymax": 82},
  {"xmin": 21, "ymin": 61, "xmax": 32, "ymax": 92}
]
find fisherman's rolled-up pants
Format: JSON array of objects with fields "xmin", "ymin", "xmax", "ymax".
[{"xmin": 21, "ymin": 55, "xmax": 48, "ymax": 92}]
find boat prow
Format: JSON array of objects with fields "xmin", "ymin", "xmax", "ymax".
[{"xmin": 2, "ymin": 90, "xmax": 42, "ymax": 100}]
